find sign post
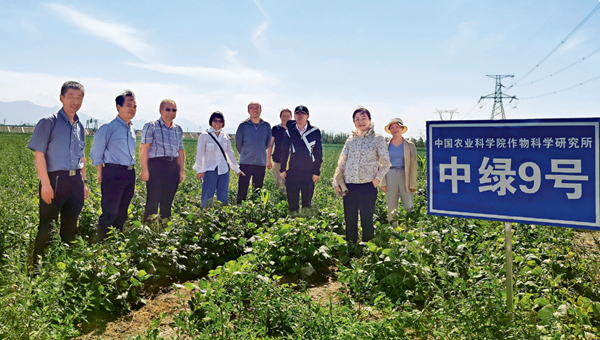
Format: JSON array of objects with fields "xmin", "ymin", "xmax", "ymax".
[
  {"xmin": 427, "ymin": 117, "xmax": 600, "ymax": 314},
  {"xmin": 504, "ymin": 221, "xmax": 513, "ymax": 315}
]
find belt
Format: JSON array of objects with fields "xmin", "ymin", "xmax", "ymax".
[
  {"xmin": 151, "ymin": 156, "xmax": 177, "ymax": 161},
  {"xmin": 104, "ymin": 163, "xmax": 135, "ymax": 170},
  {"xmin": 48, "ymin": 169, "xmax": 81, "ymax": 177}
]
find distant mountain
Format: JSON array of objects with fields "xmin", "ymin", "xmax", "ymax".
[
  {"xmin": 0, "ymin": 101, "xmax": 203, "ymax": 132},
  {"xmin": 0, "ymin": 100, "xmax": 96, "ymax": 126}
]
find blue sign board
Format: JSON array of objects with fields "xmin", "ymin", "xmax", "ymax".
[{"xmin": 427, "ymin": 118, "xmax": 600, "ymax": 230}]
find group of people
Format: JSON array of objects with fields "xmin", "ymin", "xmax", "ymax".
[{"xmin": 27, "ymin": 80, "xmax": 418, "ymax": 265}]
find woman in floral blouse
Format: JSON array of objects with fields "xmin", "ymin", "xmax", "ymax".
[{"xmin": 333, "ymin": 107, "xmax": 391, "ymax": 243}]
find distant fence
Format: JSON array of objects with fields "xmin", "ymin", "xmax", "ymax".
[{"xmin": 0, "ymin": 126, "xmax": 235, "ymax": 140}]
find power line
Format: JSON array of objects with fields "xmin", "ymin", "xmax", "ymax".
[
  {"xmin": 515, "ymin": 46, "xmax": 600, "ymax": 87},
  {"xmin": 520, "ymin": 73, "xmax": 600, "ymax": 99},
  {"xmin": 511, "ymin": 2, "xmax": 600, "ymax": 88}
]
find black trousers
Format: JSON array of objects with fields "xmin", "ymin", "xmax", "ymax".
[
  {"xmin": 236, "ymin": 164, "xmax": 265, "ymax": 204},
  {"xmin": 34, "ymin": 170, "xmax": 84, "ymax": 262},
  {"xmin": 343, "ymin": 182, "xmax": 378, "ymax": 243},
  {"xmin": 286, "ymin": 172, "xmax": 314, "ymax": 212},
  {"xmin": 144, "ymin": 158, "xmax": 180, "ymax": 221},
  {"xmin": 98, "ymin": 165, "xmax": 135, "ymax": 240}
]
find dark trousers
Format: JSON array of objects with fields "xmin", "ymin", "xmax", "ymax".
[
  {"xmin": 144, "ymin": 158, "xmax": 180, "ymax": 221},
  {"xmin": 34, "ymin": 170, "xmax": 84, "ymax": 263},
  {"xmin": 236, "ymin": 164, "xmax": 265, "ymax": 204},
  {"xmin": 343, "ymin": 182, "xmax": 378, "ymax": 243},
  {"xmin": 286, "ymin": 172, "xmax": 314, "ymax": 212},
  {"xmin": 98, "ymin": 165, "xmax": 135, "ymax": 240}
]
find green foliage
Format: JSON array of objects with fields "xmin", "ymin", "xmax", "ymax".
[{"xmin": 1, "ymin": 132, "xmax": 600, "ymax": 339}]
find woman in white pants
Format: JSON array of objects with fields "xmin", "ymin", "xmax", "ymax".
[{"xmin": 380, "ymin": 118, "xmax": 417, "ymax": 226}]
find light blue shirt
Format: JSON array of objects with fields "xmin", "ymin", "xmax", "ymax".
[
  {"xmin": 90, "ymin": 116, "xmax": 136, "ymax": 166},
  {"xmin": 141, "ymin": 118, "xmax": 184, "ymax": 158},
  {"xmin": 389, "ymin": 142, "xmax": 405, "ymax": 169},
  {"xmin": 235, "ymin": 118, "xmax": 272, "ymax": 166},
  {"xmin": 27, "ymin": 109, "xmax": 85, "ymax": 172}
]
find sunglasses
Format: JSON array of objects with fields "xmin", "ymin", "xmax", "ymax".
[
  {"xmin": 165, "ymin": 108, "xmax": 177, "ymax": 112},
  {"xmin": 213, "ymin": 119, "xmax": 224, "ymax": 123}
]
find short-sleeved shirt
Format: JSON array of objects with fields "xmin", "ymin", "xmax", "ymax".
[
  {"xmin": 271, "ymin": 124, "xmax": 286, "ymax": 163},
  {"xmin": 90, "ymin": 116, "xmax": 136, "ymax": 166},
  {"xmin": 141, "ymin": 118, "xmax": 184, "ymax": 158},
  {"xmin": 389, "ymin": 142, "xmax": 405, "ymax": 169},
  {"xmin": 27, "ymin": 109, "xmax": 85, "ymax": 172}
]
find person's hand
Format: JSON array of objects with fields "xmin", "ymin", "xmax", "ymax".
[
  {"xmin": 312, "ymin": 175, "xmax": 319, "ymax": 183},
  {"xmin": 83, "ymin": 182, "xmax": 89, "ymax": 199},
  {"xmin": 381, "ymin": 186, "xmax": 387, "ymax": 193},
  {"xmin": 179, "ymin": 172, "xmax": 185, "ymax": 183},
  {"xmin": 410, "ymin": 188, "xmax": 416, "ymax": 193},
  {"xmin": 97, "ymin": 170, "xmax": 102, "ymax": 184},
  {"xmin": 238, "ymin": 171, "xmax": 246, "ymax": 177},
  {"xmin": 373, "ymin": 178, "xmax": 380, "ymax": 188},
  {"xmin": 281, "ymin": 171, "xmax": 287, "ymax": 179},
  {"xmin": 141, "ymin": 169, "xmax": 149, "ymax": 182},
  {"xmin": 196, "ymin": 172, "xmax": 204, "ymax": 181},
  {"xmin": 40, "ymin": 183, "xmax": 54, "ymax": 204},
  {"xmin": 267, "ymin": 161, "xmax": 273, "ymax": 170},
  {"xmin": 335, "ymin": 185, "xmax": 343, "ymax": 197}
]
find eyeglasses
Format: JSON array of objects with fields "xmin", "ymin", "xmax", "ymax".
[
  {"xmin": 212, "ymin": 119, "xmax": 224, "ymax": 123},
  {"xmin": 165, "ymin": 108, "xmax": 177, "ymax": 112}
]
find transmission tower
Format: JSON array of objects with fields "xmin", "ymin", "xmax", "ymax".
[
  {"xmin": 434, "ymin": 108, "xmax": 459, "ymax": 121},
  {"xmin": 479, "ymin": 75, "xmax": 517, "ymax": 120}
]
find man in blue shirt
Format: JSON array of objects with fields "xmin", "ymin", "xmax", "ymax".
[
  {"xmin": 27, "ymin": 81, "xmax": 88, "ymax": 265},
  {"xmin": 140, "ymin": 99, "xmax": 185, "ymax": 222},
  {"xmin": 235, "ymin": 101, "xmax": 272, "ymax": 204},
  {"xmin": 90, "ymin": 90, "xmax": 137, "ymax": 240}
]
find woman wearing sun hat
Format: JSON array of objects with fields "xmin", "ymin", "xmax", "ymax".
[{"xmin": 380, "ymin": 118, "xmax": 418, "ymax": 226}]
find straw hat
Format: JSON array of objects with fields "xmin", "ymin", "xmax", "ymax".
[{"xmin": 384, "ymin": 118, "xmax": 408, "ymax": 134}]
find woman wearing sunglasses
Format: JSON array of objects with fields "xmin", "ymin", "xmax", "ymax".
[{"xmin": 193, "ymin": 111, "xmax": 245, "ymax": 207}]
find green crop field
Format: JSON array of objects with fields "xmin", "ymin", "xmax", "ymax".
[{"xmin": 1, "ymin": 132, "xmax": 600, "ymax": 339}]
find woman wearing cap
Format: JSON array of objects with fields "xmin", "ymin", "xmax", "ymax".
[
  {"xmin": 193, "ymin": 111, "xmax": 245, "ymax": 207},
  {"xmin": 333, "ymin": 107, "xmax": 391, "ymax": 244},
  {"xmin": 380, "ymin": 118, "xmax": 417, "ymax": 226}
]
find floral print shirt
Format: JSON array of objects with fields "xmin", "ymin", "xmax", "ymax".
[{"xmin": 333, "ymin": 123, "xmax": 391, "ymax": 186}]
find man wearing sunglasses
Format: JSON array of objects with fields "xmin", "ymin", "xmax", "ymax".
[{"xmin": 139, "ymin": 99, "xmax": 185, "ymax": 222}]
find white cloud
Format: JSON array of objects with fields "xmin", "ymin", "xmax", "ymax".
[
  {"xmin": 251, "ymin": 22, "xmax": 270, "ymax": 52},
  {"xmin": 125, "ymin": 61, "xmax": 279, "ymax": 88},
  {"xmin": 447, "ymin": 22, "xmax": 477, "ymax": 56},
  {"xmin": 46, "ymin": 3, "xmax": 155, "ymax": 61},
  {"xmin": 253, "ymin": 0, "xmax": 269, "ymax": 18}
]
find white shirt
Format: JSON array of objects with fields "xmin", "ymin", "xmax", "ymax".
[{"xmin": 193, "ymin": 129, "xmax": 241, "ymax": 175}]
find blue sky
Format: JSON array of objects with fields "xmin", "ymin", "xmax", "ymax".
[{"xmin": 1, "ymin": 0, "xmax": 599, "ymax": 136}]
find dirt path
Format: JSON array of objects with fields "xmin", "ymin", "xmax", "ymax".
[{"xmin": 77, "ymin": 268, "xmax": 342, "ymax": 339}]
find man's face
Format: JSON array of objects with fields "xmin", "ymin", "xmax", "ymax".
[
  {"xmin": 248, "ymin": 103, "xmax": 262, "ymax": 119},
  {"xmin": 117, "ymin": 96, "xmax": 137, "ymax": 122},
  {"xmin": 295, "ymin": 112, "xmax": 308, "ymax": 127},
  {"xmin": 59, "ymin": 89, "xmax": 84, "ymax": 115},
  {"xmin": 160, "ymin": 102, "xmax": 177, "ymax": 122},
  {"xmin": 280, "ymin": 111, "xmax": 292, "ymax": 126}
]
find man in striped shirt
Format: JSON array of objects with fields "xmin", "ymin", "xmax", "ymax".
[{"xmin": 140, "ymin": 99, "xmax": 185, "ymax": 222}]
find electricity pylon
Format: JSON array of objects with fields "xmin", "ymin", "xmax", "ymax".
[
  {"xmin": 479, "ymin": 75, "xmax": 517, "ymax": 120},
  {"xmin": 434, "ymin": 108, "xmax": 459, "ymax": 121}
]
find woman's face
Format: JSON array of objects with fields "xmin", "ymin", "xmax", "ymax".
[
  {"xmin": 211, "ymin": 117, "xmax": 224, "ymax": 130},
  {"xmin": 389, "ymin": 123, "xmax": 404, "ymax": 136},
  {"xmin": 353, "ymin": 112, "xmax": 371, "ymax": 131},
  {"xmin": 280, "ymin": 111, "xmax": 292, "ymax": 125}
]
